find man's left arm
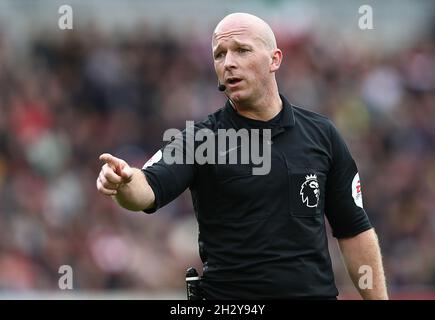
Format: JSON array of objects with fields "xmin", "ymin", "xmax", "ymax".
[{"xmin": 337, "ymin": 228, "xmax": 388, "ymax": 300}]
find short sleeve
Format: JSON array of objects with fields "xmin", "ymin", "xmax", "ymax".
[
  {"xmin": 142, "ymin": 129, "xmax": 195, "ymax": 214},
  {"xmin": 324, "ymin": 122, "xmax": 372, "ymax": 238}
]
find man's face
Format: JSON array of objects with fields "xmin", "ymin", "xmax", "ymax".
[{"xmin": 212, "ymin": 26, "xmax": 273, "ymax": 104}]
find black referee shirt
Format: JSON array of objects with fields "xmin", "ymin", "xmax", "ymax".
[{"xmin": 142, "ymin": 94, "xmax": 372, "ymax": 299}]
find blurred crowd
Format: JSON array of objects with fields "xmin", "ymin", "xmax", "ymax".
[{"xmin": 0, "ymin": 19, "xmax": 434, "ymax": 296}]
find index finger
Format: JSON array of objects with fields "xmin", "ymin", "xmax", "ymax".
[{"xmin": 99, "ymin": 153, "xmax": 119, "ymax": 168}]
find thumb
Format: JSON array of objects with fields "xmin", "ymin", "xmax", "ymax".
[{"xmin": 119, "ymin": 165, "xmax": 133, "ymax": 182}]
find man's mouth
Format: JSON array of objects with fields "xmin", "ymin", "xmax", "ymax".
[{"xmin": 227, "ymin": 77, "xmax": 243, "ymax": 86}]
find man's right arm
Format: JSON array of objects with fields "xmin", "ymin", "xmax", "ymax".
[{"xmin": 96, "ymin": 153, "xmax": 155, "ymax": 212}]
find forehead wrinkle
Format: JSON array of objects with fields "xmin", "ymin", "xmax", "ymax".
[
  {"xmin": 213, "ymin": 28, "xmax": 267, "ymax": 52},
  {"xmin": 213, "ymin": 27, "xmax": 248, "ymax": 44},
  {"xmin": 213, "ymin": 38, "xmax": 252, "ymax": 52},
  {"xmin": 213, "ymin": 26, "xmax": 275, "ymax": 52}
]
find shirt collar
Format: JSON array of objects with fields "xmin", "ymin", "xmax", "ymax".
[{"xmin": 224, "ymin": 93, "xmax": 295, "ymax": 130}]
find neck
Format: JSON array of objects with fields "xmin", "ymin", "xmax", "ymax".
[{"xmin": 233, "ymin": 89, "xmax": 282, "ymax": 121}]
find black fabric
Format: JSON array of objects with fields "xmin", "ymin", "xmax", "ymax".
[{"xmin": 142, "ymin": 94, "xmax": 372, "ymax": 299}]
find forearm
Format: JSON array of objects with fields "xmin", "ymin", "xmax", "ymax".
[
  {"xmin": 113, "ymin": 168, "xmax": 155, "ymax": 211},
  {"xmin": 338, "ymin": 228, "xmax": 388, "ymax": 300}
]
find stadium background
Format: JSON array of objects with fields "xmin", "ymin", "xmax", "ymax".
[{"xmin": 0, "ymin": 0, "xmax": 434, "ymax": 299}]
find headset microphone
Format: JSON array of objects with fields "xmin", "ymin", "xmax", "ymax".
[{"xmin": 217, "ymin": 80, "xmax": 237, "ymax": 112}]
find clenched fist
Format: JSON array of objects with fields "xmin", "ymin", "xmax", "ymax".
[{"xmin": 96, "ymin": 153, "xmax": 134, "ymax": 196}]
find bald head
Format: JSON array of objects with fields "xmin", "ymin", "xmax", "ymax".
[{"xmin": 213, "ymin": 13, "xmax": 277, "ymax": 50}]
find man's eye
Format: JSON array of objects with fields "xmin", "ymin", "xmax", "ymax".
[
  {"xmin": 238, "ymin": 48, "xmax": 249, "ymax": 53},
  {"xmin": 214, "ymin": 52, "xmax": 224, "ymax": 59}
]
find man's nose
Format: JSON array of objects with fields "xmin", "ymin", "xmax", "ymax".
[{"xmin": 223, "ymin": 51, "xmax": 237, "ymax": 70}]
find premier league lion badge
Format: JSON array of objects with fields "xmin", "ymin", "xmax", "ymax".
[{"xmin": 300, "ymin": 174, "xmax": 320, "ymax": 208}]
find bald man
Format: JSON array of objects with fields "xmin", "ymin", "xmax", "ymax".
[{"xmin": 97, "ymin": 13, "xmax": 388, "ymax": 300}]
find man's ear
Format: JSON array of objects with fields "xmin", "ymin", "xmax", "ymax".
[{"xmin": 270, "ymin": 49, "xmax": 282, "ymax": 72}]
